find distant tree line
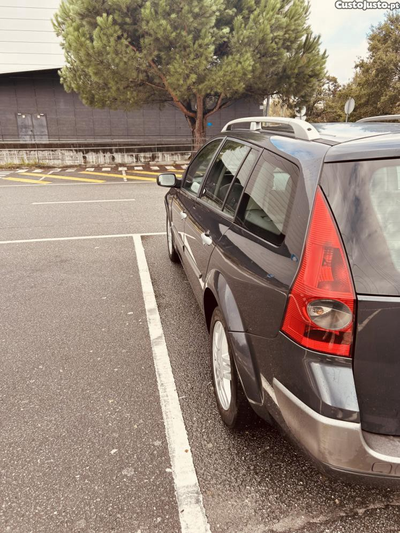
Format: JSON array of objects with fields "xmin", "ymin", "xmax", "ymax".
[{"xmin": 306, "ymin": 12, "xmax": 400, "ymax": 122}]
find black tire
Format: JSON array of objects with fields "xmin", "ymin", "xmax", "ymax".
[
  {"xmin": 210, "ymin": 307, "xmax": 252, "ymax": 429},
  {"xmin": 166, "ymin": 215, "xmax": 180, "ymax": 263}
]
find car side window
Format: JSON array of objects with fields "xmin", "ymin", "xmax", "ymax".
[
  {"xmin": 200, "ymin": 141, "xmax": 250, "ymax": 209},
  {"xmin": 223, "ymin": 149, "xmax": 260, "ymax": 216},
  {"xmin": 183, "ymin": 140, "xmax": 222, "ymax": 195},
  {"xmin": 236, "ymin": 151, "xmax": 298, "ymax": 245}
]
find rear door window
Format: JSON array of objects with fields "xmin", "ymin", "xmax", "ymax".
[
  {"xmin": 236, "ymin": 151, "xmax": 298, "ymax": 245},
  {"xmin": 223, "ymin": 149, "xmax": 260, "ymax": 216},
  {"xmin": 200, "ymin": 140, "xmax": 249, "ymax": 210}
]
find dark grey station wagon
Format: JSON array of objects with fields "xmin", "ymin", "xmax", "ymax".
[{"xmin": 157, "ymin": 115, "xmax": 400, "ymax": 483}]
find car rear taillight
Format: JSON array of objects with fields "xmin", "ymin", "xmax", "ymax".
[{"xmin": 282, "ymin": 188, "xmax": 355, "ymax": 357}]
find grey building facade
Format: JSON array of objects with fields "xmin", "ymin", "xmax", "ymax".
[
  {"xmin": 0, "ymin": 69, "xmax": 260, "ymax": 144},
  {"xmin": 0, "ymin": 2, "xmax": 260, "ymax": 145}
]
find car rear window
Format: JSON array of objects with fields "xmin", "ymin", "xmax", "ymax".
[
  {"xmin": 320, "ymin": 159, "xmax": 400, "ymax": 296},
  {"xmin": 370, "ymin": 165, "xmax": 400, "ymax": 270}
]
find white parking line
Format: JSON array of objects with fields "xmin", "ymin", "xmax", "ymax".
[
  {"xmin": 118, "ymin": 167, "xmax": 127, "ymax": 181},
  {"xmin": 0, "ymin": 232, "xmax": 165, "ymax": 245},
  {"xmin": 133, "ymin": 235, "xmax": 210, "ymax": 533},
  {"xmin": 32, "ymin": 199, "xmax": 137, "ymax": 205}
]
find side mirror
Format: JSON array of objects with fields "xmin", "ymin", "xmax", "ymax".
[{"xmin": 157, "ymin": 173, "xmax": 180, "ymax": 188}]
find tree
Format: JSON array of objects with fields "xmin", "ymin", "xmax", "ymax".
[
  {"xmin": 54, "ymin": 0, "xmax": 327, "ymax": 149},
  {"xmin": 305, "ymin": 75, "xmax": 344, "ymax": 122},
  {"xmin": 326, "ymin": 12, "xmax": 400, "ymax": 122}
]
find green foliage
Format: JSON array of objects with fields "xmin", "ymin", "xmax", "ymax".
[
  {"xmin": 347, "ymin": 12, "xmax": 400, "ymax": 120},
  {"xmin": 54, "ymin": 0, "xmax": 327, "ymax": 145},
  {"xmin": 306, "ymin": 76, "xmax": 346, "ymax": 122},
  {"xmin": 308, "ymin": 12, "xmax": 400, "ymax": 123}
]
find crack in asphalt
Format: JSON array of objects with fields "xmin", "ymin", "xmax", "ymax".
[{"xmin": 269, "ymin": 498, "xmax": 400, "ymax": 532}]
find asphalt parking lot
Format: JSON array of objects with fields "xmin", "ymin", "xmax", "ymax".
[{"xmin": 0, "ymin": 167, "xmax": 400, "ymax": 533}]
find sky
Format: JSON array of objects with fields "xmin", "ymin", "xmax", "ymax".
[
  {"xmin": 308, "ymin": 0, "xmax": 387, "ymax": 84},
  {"xmin": 0, "ymin": 1, "xmax": 388, "ymax": 79}
]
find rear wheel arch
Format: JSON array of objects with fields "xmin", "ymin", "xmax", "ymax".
[
  {"xmin": 204, "ymin": 273, "xmax": 264, "ymax": 406},
  {"xmin": 205, "ymin": 271, "xmax": 245, "ymax": 333},
  {"xmin": 203, "ymin": 271, "xmax": 245, "ymax": 333}
]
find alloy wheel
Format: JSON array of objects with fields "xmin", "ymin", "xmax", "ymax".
[{"xmin": 212, "ymin": 320, "xmax": 232, "ymax": 410}]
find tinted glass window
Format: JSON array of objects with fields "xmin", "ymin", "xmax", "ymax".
[
  {"xmin": 321, "ymin": 159, "xmax": 400, "ymax": 296},
  {"xmin": 236, "ymin": 151, "xmax": 297, "ymax": 245},
  {"xmin": 371, "ymin": 165, "xmax": 400, "ymax": 269},
  {"xmin": 223, "ymin": 149, "xmax": 260, "ymax": 216},
  {"xmin": 183, "ymin": 140, "xmax": 221, "ymax": 195},
  {"xmin": 200, "ymin": 141, "xmax": 249, "ymax": 209}
]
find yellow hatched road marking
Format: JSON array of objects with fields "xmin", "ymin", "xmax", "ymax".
[
  {"xmin": 84, "ymin": 169, "xmax": 183, "ymax": 177},
  {"xmin": 4, "ymin": 177, "xmax": 50, "ymax": 184},
  {"xmin": 21, "ymin": 172, "xmax": 105, "ymax": 183},
  {"xmin": 81, "ymin": 171, "xmax": 156, "ymax": 182}
]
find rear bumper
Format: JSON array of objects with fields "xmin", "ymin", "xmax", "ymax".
[{"xmin": 274, "ymin": 379, "xmax": 400, "ymax": 482}]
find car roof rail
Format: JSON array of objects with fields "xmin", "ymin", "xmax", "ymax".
[
  {"xmin": 221, "ymin": 116, "xmax": 320, "ymax": 141},
  {"xmin": 357, "ymin": 115, "xmax": 400, "ymax": 123}
]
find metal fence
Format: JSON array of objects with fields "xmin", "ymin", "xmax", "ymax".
[{"xmin": 0, "ymin": 134, "xmax": 206, "ymax": 146}]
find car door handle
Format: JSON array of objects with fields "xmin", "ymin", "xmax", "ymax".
[
  {"xmin": 180, "ymin": 211, "xmax": 187, "ymax": 220},
  {"xmin": 201, "ymin": 232, "xmax": 213, "ymax": 246}
]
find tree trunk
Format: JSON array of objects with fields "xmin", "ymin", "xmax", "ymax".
[
  {"xmin": 192, "ymin": 96, "xmax": 206, "ymax": 152},
  {"xmin": 192, "ymin": 119, "xmax": 206, "ymax": 151},
  {"xmin": 264, "ymin": 95, "xmax": 271, "ymax": 116}
]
